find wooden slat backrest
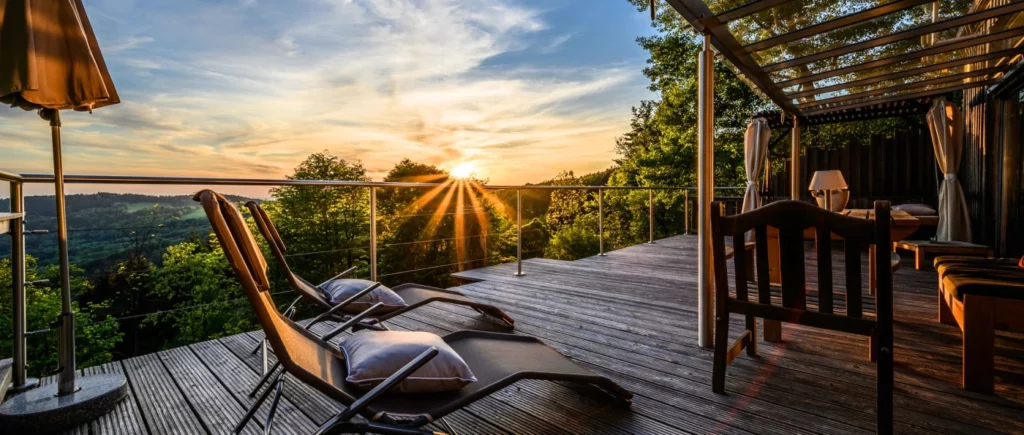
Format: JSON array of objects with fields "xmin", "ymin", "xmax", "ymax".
[{"xmin": 711, "ymin": 200, "xmax": 891, "ymax": 321}]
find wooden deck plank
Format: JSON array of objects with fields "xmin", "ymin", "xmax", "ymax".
[
  {"xmin": 187, "ymin": 338, "xmax": 318, "ymax": 435},
  {"xmin": 157, "ymin": 346, "xmax": 256, "ymax": 435},
  {"xmin": 68, "ymin": 234, "xmax": 1024, "ymax": 434},
  {"xmin": 122, "ymin": 352, "xmax": 207, "ymax": 434}
]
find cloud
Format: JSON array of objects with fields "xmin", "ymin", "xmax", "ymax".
[{"xmin": 0, "ymin": 0, "xmax": 648, "ymax": 192}]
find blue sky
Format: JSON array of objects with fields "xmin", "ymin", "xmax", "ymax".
[{"xmin": 1, "ymin": 0, "xmax": 657, "ymax": 195}]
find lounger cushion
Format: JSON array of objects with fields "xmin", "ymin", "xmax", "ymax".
[
  {"xmin": 893, "ymin": 204, "xmax": 936, "ymax": 216},
  {"xmin": 941, "ymin": 274, "xmax": 1024, "ymax": 301},
  {"xmin": 340, "ymin": 331, "xmax": 476, "ymax": 393},
  {"xmin": 320, "ymin": 279, "xmax": 407, "ymax": 314}
]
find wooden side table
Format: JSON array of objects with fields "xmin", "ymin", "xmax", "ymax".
[{"xmin": 894, "ymin": 240, "xmax": 994, "ymax": 270}]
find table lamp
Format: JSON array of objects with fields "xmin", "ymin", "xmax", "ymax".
[{"xmin": 809, "ymin": 170, "xmax": 848, "ymax": 212}]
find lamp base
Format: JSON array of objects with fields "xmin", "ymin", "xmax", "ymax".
[{"xmin": 0, "ymin": 374, "xmax": 127, "ymax": 434}]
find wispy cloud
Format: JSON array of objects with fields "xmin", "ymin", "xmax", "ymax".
[{"xmin": 0, "ymin": 0, "xmax": 651, "ymax": 194}]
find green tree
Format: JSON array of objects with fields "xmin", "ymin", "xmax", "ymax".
[
  {"xmin": 264, "ymin": 151, "xmax": 371, "ymax": 282},
  {"xmin": 0, "ymin": 257, "xmax": 122, "ymax": 377},
  {"xmin": 144, "ymin": 237, "xmax": 256, "ymax": 346}
]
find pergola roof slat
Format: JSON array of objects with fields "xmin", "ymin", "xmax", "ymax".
[
  {"xmin": 795, "ymin": 67, "xmax": 1004, "ymax": 109},
  {"xmin": 716, "ymin": 0, "xmax": 800, "ymax": 23},
  {"xmin": 663, "ymin": 0, "xmax": 1024, "ymax": 120},
  {"xmin": 776, "ymin": 26, "xmax": 1024, "ymax": 88},
  {"xmin": 802, "ymin": 80, "xmax": 995, "ymax": 116},
  {"xmin": 785, "ymin": 47, "xmax": 1024, "ymax": 99},
  {"xmin": 743, "ymin": 0, "xmax": 934, "ymax": 53},
  {"xmin": 763, "ymin": 1, "xmax": 1024, "ymax": 73}
]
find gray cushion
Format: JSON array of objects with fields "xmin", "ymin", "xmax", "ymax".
[
  {"xmin": 893, "ymin": 203, "xmax": 936, "ymax": 216},
  {"xmin": 339, "ymin": 331, "xmax": 476, "ymax": 393},
  {"xmin": 319, "ymin": 279, "xmax": 406, "ymax": 314}
]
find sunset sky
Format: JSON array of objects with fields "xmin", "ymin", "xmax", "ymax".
[{"xmin": 0, "ymin": 0, "xmax": 657, "ymax": 196}]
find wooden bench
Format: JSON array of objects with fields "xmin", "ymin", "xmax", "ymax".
[
  {"xmin": 936, "ymin": 258, "xmax": 1024, "ymax": 394},
  {"xmin": 895, "ymin": 240, "xmax": 993, "ymax": 270}
]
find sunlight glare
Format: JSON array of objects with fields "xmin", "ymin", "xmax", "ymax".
[{"xmin": 450, "ymin": 162, "xmax": 477, "ymax": 179}]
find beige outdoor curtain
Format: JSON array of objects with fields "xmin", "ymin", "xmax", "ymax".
[
  {"xmin": 926, "ymin": 99, "xmax": 972, "ymax": 242},
  {"xmin": 742, "ymin": 117, "xmax": 770, "ymax": 213}
]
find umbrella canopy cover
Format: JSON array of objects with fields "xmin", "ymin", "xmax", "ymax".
[
  {"xmin": 0, "ymin": 0, "xmax": 118, "ymax": 112},
  {"xmin": 926, "ymin": 98, "xmax": 972, "ymax": 243}
]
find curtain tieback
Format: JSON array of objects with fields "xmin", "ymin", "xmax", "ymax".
[
  {"xmin": 944, "ymin": 173, "xmax": 957, "ymax": 181},
  {"xmin": 746, "ymin": 181, "xmax": 757, "ymax": 187}
]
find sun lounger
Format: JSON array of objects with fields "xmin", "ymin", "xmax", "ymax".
[
  {"xmin": 245, "ymin": 200, "xmax": 514, "ymax": 331},
  {"xmin": 195, "ymin": 190, "xmax": 632, "ymax": 434}
]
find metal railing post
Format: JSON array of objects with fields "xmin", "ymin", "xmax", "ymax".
[
  {"xmin": 648, "ymin": 188, "xmax": 655, "ymax": 244},
  {"xmin": 514, "ymin": 189, "xmax": 524, "ymax": 276},
  {"xmin": 598, "ymin": 188, "xmax": 606, "ymax": 256},
  {"xmin": 369, "ymin": 186, "xmax": 378, "ymax": 282},
  {"xmin": 684, "ymin": 190, "xmax": 690, "ymax": 235},
  {"xmin": 9, "ymin": 181, "xmax": 37, "ymax": 392}
]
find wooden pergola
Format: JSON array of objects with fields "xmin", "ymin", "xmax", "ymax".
[{"xmin": 658, "ymin": 0, "xmax": 1024, "ymax": 347}]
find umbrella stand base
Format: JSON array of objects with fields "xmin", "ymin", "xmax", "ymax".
[
  {"xmin": 7, "ymin": 377, "xmax": 40, "ymax": 394},
  {"xmin": 0, "ymin": 374, "xmax": 127, "ymax": 434}
]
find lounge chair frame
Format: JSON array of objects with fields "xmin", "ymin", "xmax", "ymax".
[{"xmin": 244, "ymin": 201, "xmax": 514, "ymax": 330}]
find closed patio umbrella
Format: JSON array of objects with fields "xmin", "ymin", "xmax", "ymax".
[
  {"xmin": 0, "ymin": 0, "xmax": 126, "ymax": 431},
  {"xmin": 741, "ymin": 117, "xmax": 770, "ymax": 214},
  {"xmin": 926, "ymin": 98, "xmax": 972, "ymax": 242}
]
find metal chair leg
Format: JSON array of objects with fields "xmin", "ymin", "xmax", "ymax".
[
  {"xmin": 234, "ymin": 371, "xmax": 284, "ymax": 435},
  {"xmin": 249, "ymin": 362, "xmax": 281, "ymax": 397},
  {"xmin": 263, "ymin": 377, "xmax": 285, "ymax": 435}
]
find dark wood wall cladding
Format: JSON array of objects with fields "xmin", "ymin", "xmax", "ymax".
[
  {"xmin": 767, "ymin": 128, "xmax": 940, "ymax": 209},
  {"xmin": 963, "ymin": 87, "xmax": 1024, "ymax": 257}
]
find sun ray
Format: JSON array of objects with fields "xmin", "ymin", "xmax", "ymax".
[
  {"xmin": 421, "ymin": 181, "xmax": 457, "ymax": 242},
  {"xmin": 454, "ymin": 181, "xmax": 467, "ymax": 269},
  {"xmin": 465, "ymin": 180, "xmax": 491, "ymax": 266}
]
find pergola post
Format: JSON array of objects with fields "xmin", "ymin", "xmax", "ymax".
[
  {"xmin": 697, "ymin": 33, "xmax": 715, "ymax": 349},
  {"xmin": 790, "ymin": 116, "xmax": 801, "ymax": 199}
]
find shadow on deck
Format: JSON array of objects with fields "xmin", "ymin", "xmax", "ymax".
[{"xmin": 61, "ymin": 235, "xmax": 1024, "ymax": 434}]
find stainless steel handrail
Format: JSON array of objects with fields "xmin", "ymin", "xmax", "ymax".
[{"xmin": 2, "ymin": 168, "xmax": 747, "ymax": 388}]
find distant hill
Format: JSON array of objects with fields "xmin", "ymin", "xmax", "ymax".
[
  {"xmin": 0, "ymin": 193, "xmax": 256, "ymax": 273},
  {"xmin": 495, "ymin": 167, "xmax": 615, "ymax": 220}
]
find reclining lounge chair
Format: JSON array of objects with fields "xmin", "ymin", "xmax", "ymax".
[
  {"xmin": 244, "ymin": 200, "xmax": 514, "ymax": 330},
  {"xmin": 195, "ymin": 190, "xmax": 632, "ymax": 434}
]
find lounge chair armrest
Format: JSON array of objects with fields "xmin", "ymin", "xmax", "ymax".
[
  {"xmin": 321, "ymin": 302, "xmax": 384, "ymax": 341},
  {"xmin": 317, "ymin": 266, "xmax": 359, "ymax": 288},
  {"xmin": 337, "ymin": 347, "xmax": 439, "ymax": 422},
  {"xmin": 306, "ymin": 282, "xmax": 381, "ymax": 330}
]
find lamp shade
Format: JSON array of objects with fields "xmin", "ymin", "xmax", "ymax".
[{"xmin": 809, "ymin": 170, "xmax": 848, "ymax": 191}]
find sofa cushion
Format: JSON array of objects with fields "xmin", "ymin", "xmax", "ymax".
[
  {"xmin": 893, "ymin": 203, "xmax": 936, "ymax": 216},
  {"xmin": 942, "ymin": 274, "xmax": 1024, "ymax": 301},
  {"xmin": 339, "ymin": 331, "xmax": 476, "ymax": 393},
  {"xmin": 320, "ymin": 279, "xmax": 406, "ymax": 314}
]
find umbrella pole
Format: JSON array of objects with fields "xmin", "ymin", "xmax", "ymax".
[{"xmin": 46, "ymin": 109, "xmax": 79, "ymax": 395}]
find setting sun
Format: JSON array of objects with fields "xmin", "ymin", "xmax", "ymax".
[{"xmin": 449, "ymin": 162, "xmax": 477, "ymax": 179}]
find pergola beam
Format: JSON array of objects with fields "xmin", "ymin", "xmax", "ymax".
[
  {"xmin": 763, "ymin": 1, "xmax": 1024, "ymax": 73},
  {"xmin": 744, "ymin": 0, "xmax": 933, "ymax": 53},
  {"xmin": 785, "ymin": 48, "xmax": 1024, "ymax": 99},
  {"xmin": 664, "ymin": 0, "xmax": 801, "ymax": 115}
]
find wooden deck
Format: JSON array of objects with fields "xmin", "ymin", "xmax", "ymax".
[{"xmin": 59, "ymin": 235, "xmax": 1024, "ymax": 434}]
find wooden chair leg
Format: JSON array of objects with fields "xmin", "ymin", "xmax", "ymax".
[
  {"xmin": 938, "ymin": 289, "xmax": 956, "ymax": 326},
  {"xmin": 876, "ymin": 330, "xmax": 894, "ymax": 434},
  {"xmin": 962, "ymin": 295, "xmax": 995, "ymax": 394},
  {"xmin": 869, "ymin": 332, "xmax": 877, "ymax": 362},
  {"xmin": 914, "ymin": 249, "xmax": 924, "ymax": 270},
  {"xmin": 712, "ymin": 310, "xmax": 730, "ymax": 394},
  {"xmin": 745, "ymin": 315, "xmax": 757, "ymax": 357}
]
